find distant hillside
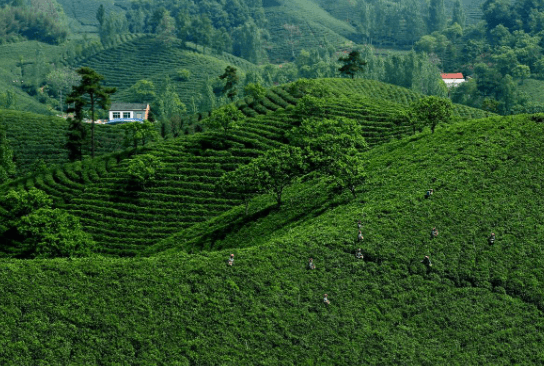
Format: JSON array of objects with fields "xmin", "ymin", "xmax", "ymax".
[
  {"xmin": 70, "ymin": 35, "xmax": 259, "ymax": 110},
  {"xmin": 1, "ymin": 112, "xmax": 543, "ymax": 364},
  {"xmin": 0, "ymin": 79, "xmax": 493, "ymax": 257}
]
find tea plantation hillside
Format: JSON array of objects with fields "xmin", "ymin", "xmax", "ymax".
[
  {"xmin": 1, "ymin": 114, "xmax": 544, "ymax": 364},
  {"xmin": 0, "ymin": 79, "xmax": 492, "ymax": 256},
  {"xmin": 0, "ymin": 110, "xmax": 125, "ymax": 174},
  {"xmin": 72, "ymin": 35, "xmax": 259, "ymax": 107}
]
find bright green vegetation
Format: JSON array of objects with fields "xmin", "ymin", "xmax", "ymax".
[
  {"xmin": 0, "ymin": 110, "xmax": 124, "ymax": 174},
  {"xmin": 0, "ymin": 79, "xmax": 490, "ymax": 257},
  {"xmin": 1, "ymin": 106, "xmax": 543, "ymax": 363},
  {"xmin": 73, "ymin": 35, "xmax": 258, "ymax": 108}
]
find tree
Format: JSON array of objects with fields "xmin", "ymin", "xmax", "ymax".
[
  {"xmin": 67, "ymin": 67, "xmax": 116, "ymax": 159},
  {"xmin": 254, "ymin": 145, "xmax": 304, "ymax": 207},
  {"xmin": 66, "ymin": 118, "xmax": 87, "ymax": 162},
  {"xmin": 288, "ymin": 117, "xmax": 368, "ymax": 172},
  {"xmin": 412, "ymin": 96, "xmax": 453, "ymax": 134},
  {"xmin": 16, "ymin": 208, "xmax": 95, "ymax": 258},
  {"xmin": 46, "ymin": 67, "xmax": 80, "ymax": 113},
  {"xmin": 96, "ymin": 4, "xmax": 105, "ymax": 29},
  {"xmin": 121, "ymin": 121, "xmax": 159, "ymax": 149},
  {"xmin": 512, "ymin": 64, "xmax": 531, "ymax": 84},
  {"xmin": 338, "ymin": 51, "xmax": 367, "ymax": 79},
  {"xmin": 244, "ymin": 82, "xmax": 266, "ymax": 102},
  {"xmin": 330, "ymin": 153, "xmax": 367, "ymax": 198},
  {"xmin": 219, "ymin": 66, "xmax": 239, "ymax": 100},
  {"xmin": 452, "ymin": 0, "xmax": 467, "ymax": 28},
  {"xmin": 217, "ymin": 163, "xmax": 261, "ymax": 215},
  {"xmin": 127, "ymin": 79, "xmax": 156, "ymax": 104},
  {"xmin": 207, "ymin": 104, "xmax": 245, "ymax": 138},
  {"xmin": 0, "ymin": 119, "xmax": 15, "ymax": 183},
  {"xmin": 428, "ymin": 0, "xmax": 446, "ymax": 32},
  {"xmin": 127, "ymin": 154, "xmax": 163, "ymax": 189},
  {"xmin": 0, "ymin": 189, "xmax": 94, "ymax": 258}
]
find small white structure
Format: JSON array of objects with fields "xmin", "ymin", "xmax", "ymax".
[
  {"xmin": 108, "ymin": 103, "xmax": 150, "ymax": 124},
  {"xmin": 441, "ymin": 73, "xmax": 466, "ymax": 88}
]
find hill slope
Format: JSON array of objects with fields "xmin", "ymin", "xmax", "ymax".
[
  {"xmin": 0, "ymin": 80, "xmax": 492, "ymax": 256},
  {"xmin": 0, "ymin": 110, "xmax": 125, "ymax": 175},
  {"xmin": 1, "ymin": 113, "xmax": 543, "ymax": 364}
]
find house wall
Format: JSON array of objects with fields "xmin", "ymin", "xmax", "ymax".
[{"xmin": 443, "ymin": 79, "xmax": 466, "ymax": 87}]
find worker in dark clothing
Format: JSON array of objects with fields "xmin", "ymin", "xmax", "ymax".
[
  {"xmin": 308, "ymin": 258, "xmax": 316, "ymax": 270},
  {"xmin": 227, "ymin": 253, "xmax": 234, "ymax": 266},
  {"xmin": 488, "ymin": 233, "xmax": 496, "ymax": 245},
  {"xmin": 355, "ymin": 249, "xmax": 364, "ymax": 259},
  {"xmin": 357, "ymin": 220, "xmax": 363, "ymax": 230},
  {"xmin": 431, "ymin": 227, "xmax": 438, "ymax": 239},
  {"xmin": 357, "ymin": 230, "xmax": 364, "ymax": 241},
  {"xmin": 425, "ymin": 189, "xmax": 434, "ymax": 199},
  {"xmin": 421, "ymin": 255, "xmax": 432, "ymax": 267}
]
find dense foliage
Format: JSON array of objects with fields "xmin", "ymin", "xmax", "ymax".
[{"xmin": 0, "ymin": 4, "xmax": 68, "ymax": 45}]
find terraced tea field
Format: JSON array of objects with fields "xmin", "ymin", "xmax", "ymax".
[
  {"xmin": 72, "ymin": 35, "xmax": 258, "ymax": 107},
  {"xmin": 0, "ymin": 79, "xmax": 492, "ymax": 256},
  {"xmin": 0, "ymin": 110, "xmax": 125, "ymax": 174}
]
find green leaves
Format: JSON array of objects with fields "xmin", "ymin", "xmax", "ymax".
[
  {"xmin": 207, "ymin": 104, "xmax": 245, "ymax": 138},
  {"xmin": 127, "ymin": 154, "xmax": 164, "ymax": 188},
  {"xmin": 411, "ymin": 96, "xmax": 453, "ymax": 134},
  {"xmin": 219, "ymin": 65, "xmax": 239, "ymax": 100}
]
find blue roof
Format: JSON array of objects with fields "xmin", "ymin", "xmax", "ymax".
[{"xmin": 106, "ymin": 118, "xmax": 144, "ymax": 125}]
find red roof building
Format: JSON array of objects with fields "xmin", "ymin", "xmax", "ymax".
[{"xmin": 441, "ymin": 73, "xmax": 466, "ymax": 87}]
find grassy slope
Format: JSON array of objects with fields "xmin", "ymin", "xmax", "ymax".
[
  {"xmin": 0, "ymin": 79, "xmax": 492, "ymax": 257},
  {"xmin": 0, "ymin": 110, "xmax": 125, "ymax": 175},
  {"xmin": 72, "ymin": 35, "xmax": 259, "ymax": 107},
  {"xmin": 1, "ymin": 114, "xmax": 544, "ymax": 364}
]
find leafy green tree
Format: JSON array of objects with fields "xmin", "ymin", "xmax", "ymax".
[
  {"xmin": 1, "ymin": 188, "xmax": 94, "ymax": 258},
  {"xmin": 512, "ymin": 64, "xmax": 531, "ymax": 84},
  {"xmin": 412, "ymin": 96, "xmax": 453, "ymax": 134},
  {"xmin": 338, "ymin": 51, "xmax": 367, "ymax": 79},
  {"xmin": 0, "ymin": 119, "xmax": 15, "ymax": 183},
  {"xmin": 254, "ymin": 145, "xmax": 304, "ymax": 207},
  {"xmin": 330, "ymin": 153, "xmax": 367, "ymax": 198},
  {"xmin": 217, "ymin": 163, "xmax": 260, "ymax": 215},
  {"xmin": 127, "ymin": 154, "xmax": 163, "ymax": 189},
  {"xmin": 121, "ymin": 121, "xmax": 159, "ymax": 149},
  {"xmin": 244, "ymin": 82, "xmax": 266, "ymax": 102},
  {"xmin": 219, "ymin": 66, "xmax": 239, "ymax": 100},
  {"xmin": 67, "ymin": 67, "xmax": 116, "ymax": 159},
  {"xmin": 207, "ymin": 104, "xmax": 244, "ymax": 138},
  {"xmin": 483, "ymin": 0, "xmax": 515, "ymax": 30},
  {"xmin": 46, "ymin": 67, "xmax": 80, "ymax": 113},
  {"xmin": 127, "ymin": 79, "xmax": 156, "ymax": 104},
  {"xmin": 288, "ymin": 117, "xmax": 368, "ymax": 171},
  {"xmin": 16, "ymin": 208, "xmax": 95, "ymax": 258}
]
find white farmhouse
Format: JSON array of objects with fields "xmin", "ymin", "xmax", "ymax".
[
  {"xmin": 441, "ymin": 73, "xmax": 466, "ymax": 88},
  {"xmin": 108, "ymin": 103, "xmax": 150, "ymax": 124}
]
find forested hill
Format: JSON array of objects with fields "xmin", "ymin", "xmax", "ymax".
[{"xmin": 1, "ymin": 111, "xmax": 543, "ymax": 364}]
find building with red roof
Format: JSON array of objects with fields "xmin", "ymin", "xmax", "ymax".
[{"xmin": 441, "ymin": 73, "xmax": 466, "ymax": 88}]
